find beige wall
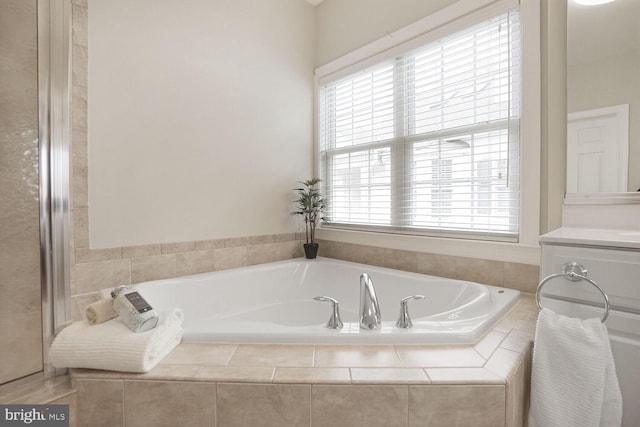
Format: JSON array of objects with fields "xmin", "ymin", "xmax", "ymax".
[
  {"xmin": 568, "ymin": 49, "xmax": 640, "ymax": 192},
  {"xmin": 539, "ymin": 0, "xmax": 566, "ymax": 234},
  {"xmin": 70, "ymin": 0, "xmax": 305, "ymax": 308},
  {"xmin": 315, "ymin": 0, "xmax": 459, "ymax": 66},
  {"xmin": 88, "ymin": 0, "xmax": 316, "ymax": 248}
]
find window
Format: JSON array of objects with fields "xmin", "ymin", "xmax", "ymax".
[{"xmin": 319, "ymin": 10, "xmax": 521, "ymax": 241}]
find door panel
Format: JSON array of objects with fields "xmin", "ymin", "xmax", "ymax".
[{"xmin": 0, "ymin": 0, "xmax": 43, "ymax": 385}]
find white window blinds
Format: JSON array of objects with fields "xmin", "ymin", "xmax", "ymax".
[{"xmin": 319, "ymin": 10, "xmax": 521, "ymax": 241}]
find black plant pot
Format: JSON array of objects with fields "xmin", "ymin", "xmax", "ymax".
[{"xmin": 303, "ymin": 243, "xmax": 319, "ymax": 259}]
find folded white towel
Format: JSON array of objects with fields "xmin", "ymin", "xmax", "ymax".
[
  {"xmin": 85, "ymin": 298, "xmax": 117, "ymax": 325},
  {"xmin": 528, "ymin": 308, "xmax": 622, "ymax": 427},
  {"xmin": 49, "ymin": 308, "xmax": 183, "ymax": 373}
]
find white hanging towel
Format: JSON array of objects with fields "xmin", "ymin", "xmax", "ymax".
[{"xmin": 528, "ymin": 308, "xmax": 622, "ymax": 427}]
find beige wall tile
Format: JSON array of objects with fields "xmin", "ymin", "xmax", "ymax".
[
  {"xmin": 409, "ymin": 385, "xmax": 505, "ymax": 427},
  {"xmin": 265, "ymin": 241, "xmax": 294, "ymax": 263},
  {"xmin": 381, "ymin": 248, "xmax": 418, "ymax": 272},
  {"xmin": 49, "ymin": 393, "xmax": 78, "ymax": 427},
  {"xmin": 160, "ymin": 343, "xmax": 237, "ymax": 366},
  {"xmin": 72, "ymin": 208, "xmax": 89, "ymax": 248},
  {"xmin": 250, "ymin": 234, "xmax": 276, "ymax": 245},
  {"xmin": 275, "ymin": 233, "xmax": 297, "ymax": 242},
  {"xmin": 71, "ymin": 162, "xmax": 88, "ymax": 208},
  {"xmin": 217, "ymin": 383, "xmax": 311, "ymax": 427},
  {"xmin": 161, "ymin": 241, "xmax": 195, "ymax": 254},
  {"xmin": 314, "ymin": 345, "xmax": 403, "ymax": 368},
  {"xmin": 314, "ymin": 239, "xmax": 337, "ymax": 259},
  {"xmin": 273, "ymin": 367, "xmax": 351, "ymax": 384},
  {"xmin": 194, "ymin": 239, "xmax": 224, "ymax": 250},
  {"xmin": 71, "ymin": 85, "xmax": 87, "ymax": 130},
  {"xmin": 130, "ymin": 254, "xmax": 176, "ymax": 283},
  {"xmin": 323, "ymin": 241, "xmax": 361, "ymax": 264},
  {"xmin": 352, "ymin": 244, "xmax": 385, "ymax": 265},
  {"xmin": 228, "ymin": 344, "xmax": 314, "ymax": 367},
  {"xmin": 224, "ymin": 236, "xmax": 250, "ymax": 248},
  {"xmin": 504, "ymin": 262, "xmax": 540, "ymax": 294},
  {"xmin": 312, "ymin": 385, "xmax": 408, "ymax": 427},
  {"xmin": 395, "ymin": 346, "xmax": 485, "ymax": 368},
  {"xmin": 76, "ymin": 379, "xmax": 123, "ymax": 427},
  {"xmin": 454, "ymin": 257, "xmax": 505, "ymax": 286},
  {"xmin": 247, "ymin": 242, "xmax": 280, "ymax": 265},
  {"xmin": 350, "ymin": 368, "xmax": 429, "ymax": 384},
  {"xmin": 416, "ymin": 252, "xmax": 457, "ymax": 279},
  {"xmin": 506, "ymin": 348, "xmax": 531, "ymax": 427},
  {"xmin": 124, "ymin": 380, "xmax": 215, "ymax": 427},
  {"xmin": 121, "ymin": 244, "xmax": 162, "ymax": 259},
  {"xmin": 71, "ymin": 45, "xmax": 87, "ymax": 88},
  {"xmin": 74, "ymin": 259, "xmax": 131, "ymax": 294},
  {"xmin": 71, "ymin": 5, "xmax": 87, "ymax": 47},
  {"xmin": 75, "ymin": 247, "xmax": 121, "ymax": 263},
  {"xmin": 213, "ymin": 246, "xmax": 247, "ymax": 271},
  {"xmin": 175, "ymin": 250, "xmax": 215, "ymax": 276}
]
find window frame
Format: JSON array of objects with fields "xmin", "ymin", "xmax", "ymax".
[{"xmin": 313, "ymin": 0, "xmax": 541, "ymax": 264}]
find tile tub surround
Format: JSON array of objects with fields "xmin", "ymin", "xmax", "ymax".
[
  {"xmin": 0, "ymin": 375, "xmax": 78, "ymax": 427},
  {"xmin": 317, "ymin": 239, "xmax": 541, "ymax": 294},
  {"xmin": 69, "ymin": 296, "xmax": 536, "ymax": 427}
]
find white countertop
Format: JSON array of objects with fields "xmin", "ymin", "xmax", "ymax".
[{"xmin": 540, "ymin": 227, "xmax": 640, "ymax": 250}]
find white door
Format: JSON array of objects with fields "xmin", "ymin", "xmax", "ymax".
[{"xmin": 567, "ymin": 104, "xmax": 629, "ymax": 193}]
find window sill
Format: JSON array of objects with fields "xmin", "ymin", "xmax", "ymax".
[{"xmin": 316, "ymin": 226, "xmax": 540, "ymax": 265}]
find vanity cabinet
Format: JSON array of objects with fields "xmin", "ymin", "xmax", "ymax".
[{"xmin": 540, "ymin": 228, "xmax": 640, "ymax": 427}]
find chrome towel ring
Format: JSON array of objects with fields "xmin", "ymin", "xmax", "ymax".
[{"xmin": 536, "ymin": 262, "xmax": 610, "ymax": 323}]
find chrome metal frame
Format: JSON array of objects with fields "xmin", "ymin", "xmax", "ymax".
[{"xmin": 38, "ymin": 0, "xmax": 72, "ymax": 379}]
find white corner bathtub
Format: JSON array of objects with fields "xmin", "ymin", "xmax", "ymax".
[{"xmin": 135, "ymin": 257, "xmax": 520, "ymax": 344}]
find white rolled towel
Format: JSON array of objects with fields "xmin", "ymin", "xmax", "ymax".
[
  {"xmin": 85, "ymin": 298, "xmax": 117, "ymax": 325},
  {"xmin": 49, "ymin": 308, "xmax": 183, "ymax": 373}
]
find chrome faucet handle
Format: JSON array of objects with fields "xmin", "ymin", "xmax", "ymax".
[
  {"xmin": 359, "ymin": 273, "xmax": 382, "ymax": 330},
  {"xmin": 313, "ymin": 296, "xmax": 343, "ymax": 329},
  {"xmin": 396, "ymin": 295, "xmax": 425, "ymax": 329}
]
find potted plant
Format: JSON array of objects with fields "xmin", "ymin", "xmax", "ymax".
[{"xmin": 292, "ymin": 177, "xmax": 325, "ymax": 259}]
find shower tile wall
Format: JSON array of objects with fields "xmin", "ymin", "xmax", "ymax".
[{"xmin": 0, "ymin": 0, "xmax": 43, "ymax": 385}]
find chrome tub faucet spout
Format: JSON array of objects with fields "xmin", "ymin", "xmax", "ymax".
[{"xmin": 359, "ymin": 273, "xmax": 382, "ymax": 330}]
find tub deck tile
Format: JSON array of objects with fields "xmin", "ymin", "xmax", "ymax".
[
  {"xmin": 395, "ymin": 345, "xmax": 486, "ymax": 368},
  {"xmin": 159, "ymin": 342, "xmax": 237, "ymax": 366},
  {"xmin": 228, "ymin": 344, "xmax": 315, "ymax": 367},
  {"xmin": 314, "ymin": 345, "xmax": 403, "ymax": 368},
  {"xmin": 350, "ymin": 368, "xmax": 429, "ymax": 384},
  {"xmin": 473, "ymin": 330, "xmax": 507, "ymax": 359},
  {"xmin": 196, "ymin": 366, "xmax": 275, "ymax": 383},
  {"xmin": 68, "ymin": 296, "xmax": 537, "ymax": 385},
  {"xmin": 273, "ymin": 367, "xmax": 351, "ymax": 384},
  {"xmin": 119, "ymin": 365, "xmax": 200, "ymax": 381},
  {"xmin": 425, "ymin": 367, "xmax": 504, "ymax": 385}
]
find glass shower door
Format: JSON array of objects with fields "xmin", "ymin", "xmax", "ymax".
[{"xmin": 0, "ymin": 0, "xmax": 44, "ymax": 385}]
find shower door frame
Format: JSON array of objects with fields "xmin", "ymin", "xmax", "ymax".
[{"xmin": 38, "ymin": 0, "xmax": 72, "ymax": 382}]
